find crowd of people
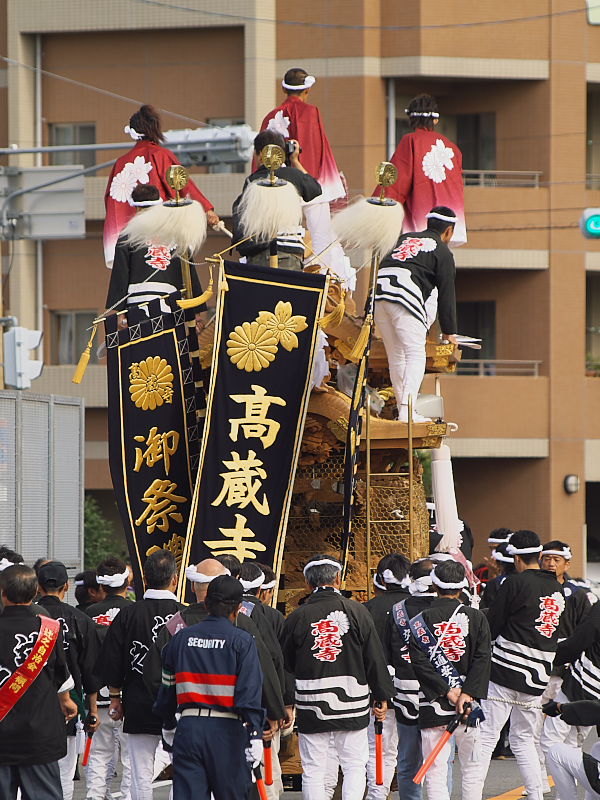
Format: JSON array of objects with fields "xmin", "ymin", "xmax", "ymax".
[{"xmin": 1, "ymin": 530, "xmax": 600, "ymax": 800}]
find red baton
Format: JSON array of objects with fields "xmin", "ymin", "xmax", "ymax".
[
  {"xmin": 264, "ymin": 739, "xmax": 273, "ymax": 786},
  {"xmin": 254, "ymin": 767, "xmax": 268, "ymax": 800},
  {"xmin": 82, "ymin": 733, "xmax": 93, "ymax": 767},
  {"xmin": 374, "ymin": 702, "xmax": 384, "ymax": 786},
  {"xmin": 413, "ymin": 713, "xmax": 462, "ymax": 784}
]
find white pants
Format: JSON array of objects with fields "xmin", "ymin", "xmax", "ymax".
[
  {"xmin": 477, "ymin": 681, "xmax": 545, "ymax": 800},
  {"xmin": 299, "ymin": 728, "xmax": 368, "ymax": 800},
  {"xmin": 262, "ymin": 729, "xmax": 283, "ymax": 800},
  {"xmin": 58, "ymin": 735, "xmax": 78, "ymax": 800},
  {"xmin": 541, "ymin": 689, "xmax": 592, "ymax": 756},
  {"xmin": 365, "ymin": 712, "xmax": 398, "ymax": 800},
  {"xmin": 547, "ymin": 741, "xmax": 600, "ymax": 800},
  {"xmin": 324, "ymin": 733, "xmax": 340, "ymax": 800},
  {"xmin": 128, "ymin": 733, "xmax": 163, "ymax": 800},
  {"xmin": 420, "ymin": 724, "xmax": 480, "ymax": 800},
  {"xmin": 85, "ymin": 707, "xmax": 131, "ymax": 800},
  {"xmin": 374, "ymin": 300, "xmax": 426, "ymax": 409},
  {"xmin": 303, "ymin": 202, "xmax": 355, "ymax": 291}
]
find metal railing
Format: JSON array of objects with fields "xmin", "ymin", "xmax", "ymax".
[
  {"xmin": 457, "ymin": 359, "xmax": 542, "ymax": 376},
  {"xmin": 463, "ymin": 170, "xmax": 542, "ymax": 188}
]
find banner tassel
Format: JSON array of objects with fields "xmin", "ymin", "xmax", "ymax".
[
  {"xmin": 349, "ymin": 313, "xmax": 372, "ymax": 360},
  {"xmin": 319, "ymin": 289, "xmax": 346, "ymax": 330},
  {"xmin": 177, "ymin": 271, "xmax": 214, "ymax": 310},
  {"xmin": 72, "ymin": 325, "xmax": 98, "ymax": 384}
]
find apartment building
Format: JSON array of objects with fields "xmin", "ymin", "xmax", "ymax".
[{"xmin": 2, "ymin": 0, "xmax": 600, "ymax": 571}]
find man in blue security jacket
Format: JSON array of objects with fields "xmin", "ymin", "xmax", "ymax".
[{"xmin": 154, "ymin": 575, "xmax": 264, "ymax": 800}]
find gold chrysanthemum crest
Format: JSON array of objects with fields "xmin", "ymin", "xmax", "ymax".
[
  {"xmin": 257, "ymin": 301, "xmax": 308, "ymax": 352},
  {"xmin": 129, "ymin": 356, "xmax": 174, "ymax": 410},
  {"xmin": 227, "ymin": 302, "xmax": 308, "ymax": 372}
]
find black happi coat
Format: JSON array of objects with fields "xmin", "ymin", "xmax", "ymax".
[
  {"xmin": 94, "ymin": 591, "xmax": 181, "ymax": 735},
  {"xmin": 240, "ymin": 593, "xmax": 292, "ymax": 704},
  {"xmin": 487, "ymin": 569, "xmax": 566, "ymax": 696},
  {"xmin": 556, "ymin": 598, "xmax": 600, "ymax": 702},
  {"xmin": 375, "ymin": 229, "xmax": 457, "ymax": 334},
  {"xmin": 281, "ymin": 588, "xmax": 394, "ymax": 734},
  {"xmin": 385, "ymin": 593, "xmax": 436, "ymax": 725},
  {"xmin": 106, "ymin": 236, "xmax": 203, "ymax": 312},
  {"xmin": 0, "ymin": 606, "xmax": 71, "ymax": 765},
  {"xmin": 363, "ymin": 587, "xmax": 409, "ymax": 647},
  {"xmin": 86, "ymin": 594, "xmax": 132, "ymax": 707},
  {"xmin": 144, "ymin": 601, "xmax": 285, "ymax": 721},
  {"xmin": 408, "ymin": 597, "xmax": 491, "ymax": 729},
  {"xmin": 37, "ymin": 595, "xmax": 101, "ymax": 733}
]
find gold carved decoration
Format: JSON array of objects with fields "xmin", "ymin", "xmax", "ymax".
[
  {"xmin": 129, "ymin": 357, "xmax": 174, "ymax": 410},
  {"xmin": 227, "ymin": 301, "xmax": 308, "ymax": 372}
]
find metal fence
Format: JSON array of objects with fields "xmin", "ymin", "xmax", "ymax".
[
  {"xmin": 457, "ymin": 359, "xmax": 542, "ymax": 377},
  {"xmin": 463, "ymin": 170, "xmax": 542, "ymax": 188},
  {"xmin": 0, "ymin": 391, "xmax": 84, "ymax": 569}
]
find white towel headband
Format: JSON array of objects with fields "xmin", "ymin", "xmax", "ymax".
[
  {"xmin": 74, "ymin": 579, "xmax": 86, "ymax": 586},
  {"xmin": 282, "ymin": 75, "xmax": 316, "ymax": 91},
  {"xmin": 405, "ymin": 110, "xmax": 439, "ymax": 118},
  {"xmin": 426, "ymin": 211, "xmax": 457, "ymax": 223},
  {"xmin": 492, "ymin": 550, "xmax": 514, "ymax": 564},
  {"xmin": 506, "ymin": 544, "xmax": 543, "ymax": 556},
  {"xmin": 430, "ymin": 569, "xmax": 468, "ymax": 590},
  {"xmin": 381, "ymin": 568, "xmax": 403, "ymax": 586},
  {"xmin": 0, "ymin": 558, "xmax": 23, "ymax": 572},
  {"xmin": 542, "ymin": 547, "xmax": 572, "ymax": 560},
  {"xmin": 97, "ymin": 568, "xmax": 130, "ymax": 588},
  {"xmin": 488, "ymin": 536, "xmax": 511, "ymax": 544},
  {"xmin": 128, "ymin": 198, "xmax": 163, "ymax": 208},
  {"xmin": 409, "ymin": 575, "xmax": 433, "ymax": 595},
  {"xmin": 303, "ymin": 558, "xmax": 342, "ymax": 575},
  {"xmin": 240, "ymin": 572, "xmax": 265, "ymax": 591},
  {"xmin": 261, "ymin": 580, "xmax": 277, "ymax": 590},
  {"xmin": 124, "ymin": 125, "xmax": 144, "ymax": 141},
  {"xmin": 185, "ymin": 565, "xmax": 231, "ymax": 583}
]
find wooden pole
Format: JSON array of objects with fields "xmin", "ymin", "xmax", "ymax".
[{"xmin": 366, "ymin": 393, "xmax": 372, "ymax": 599}]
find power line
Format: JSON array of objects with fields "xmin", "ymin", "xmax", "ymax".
[{"xmin": 130, "ymin": 0, "xmax": 600, "ymax": 32}]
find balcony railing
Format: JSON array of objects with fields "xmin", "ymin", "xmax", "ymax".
[
  {"xmin": 463, "ymin": 170, "xmax": 542, "ymax": 188},
  {"xmin": 457, "ymin": 359, "xmax": 542, "ymax": 376}
]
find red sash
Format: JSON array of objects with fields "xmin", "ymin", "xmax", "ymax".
[{"xmin": 0, "ymin": 615, "xmax": 60, "ymax": 722}]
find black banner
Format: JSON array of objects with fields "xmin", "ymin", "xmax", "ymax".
[
  {"xmin": 106, "ymin": 294, "xmax": 205, "ymax": 598},
  {"xmin": 179, "ymin": 261, "xmax": 327, "ymax": 598}
]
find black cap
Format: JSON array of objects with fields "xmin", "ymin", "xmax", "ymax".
[
  {"xmin": 38, "ymin": 561, "xmax": 68, "ymax": 588},
  {"xmin": 207, "ymin": 575, "xmax": 243, "ymax": 604}
]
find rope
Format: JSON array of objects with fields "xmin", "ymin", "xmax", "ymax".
[{"xmin": 487, "ymin": 696, "xmax": 543, "ymax": 710}]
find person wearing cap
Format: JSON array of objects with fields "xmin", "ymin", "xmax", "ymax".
[
  {"xmin": 0, "ymin": 564, "xmax": 78, "ymax": 800},
  {"xmin": 362, "ymin": 553, "xmax": 409, "ymax": 800},
  {"xmin": 37, "ymin": 561, "xmax": 101, "ymax": 800},
  {"xmin": 280, "ymin": 554, "xmax": 393, "ymax": 800},
  {"xmin": 474, "ymin": 530, "xmax": 567, "ymax": 800},
  {"xmin": 374, "ymin": 204, "xmax": 458, "ymax": 423},
  {"xmin": 103, "ymin": 103, "xmax": 217, "ymax": 268},
  {"xmin": 144, "ymin": 558, "xmax": 284, "ymax": 730},
  {"xmin": 384, "ymin": 558, "xmax": 435, "ymax": 800},
  {"xmin": 381, "ymin": 93, "xmax": 466, "ymax": 247},
  {"xmin": 93, "ymin": 550, "xmax": 181, "ymax": 800},
  {"xmin": 408, "ymin": 560, "xmax": 490, "ymax": 800},
  {"xmin": 105, "ymin": 182, "xmax": 207, "ymax": 321},
  {"xmin": 154, "ymin": 574, "xmax": 265, "ymax": 800},
  {"xmin": 85, "ymin": 556, "xmax": 132, "ymax": 800},
  {"xmin": 259, "ymin": 67, "xmax": 354, "ymax": 291}
]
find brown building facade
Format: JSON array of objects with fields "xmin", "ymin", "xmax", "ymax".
[{"xmin": 3, "ymin": 0, "xmax": 600, "ymax": 572}]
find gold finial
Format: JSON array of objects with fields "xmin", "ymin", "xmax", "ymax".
[
  {"xmin": 261, "ymin": 144, "xmax": 285, "ymax": 186},
  {"xmin": 375, "ymin": 161, "xmax": 398, "ymax": 202},
  {"xmin": 166, "ymin": 165, "xmax": 189, "ymax": 205}
]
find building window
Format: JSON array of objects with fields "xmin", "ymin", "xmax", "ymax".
[
  {"xmin": 456, "ymin": 301, "xmax": 496, "ymax": 373},
  {"xmin": 586, "ymin": 274, "xmax": 600, "ymax": 373},
  {"xmin": 51, "ymin": 311, "xmax": 97, "ymax": 365},
  {"xmin": 49, "ymin": 123, "xmax": 96, "ymax": 169}
]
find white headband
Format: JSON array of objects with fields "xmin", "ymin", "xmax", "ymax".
[
  {"xmin": 429, "ymin": 553, "xmax": 455, "ymax": 562},
  {"xmin": 97, "ymin": 568, "xmax": 130, "ymax": 587},
  {"xmin": 381, "ymin": 569, "xmax": 403, "ymax": 586},
  {"xmin": 405, "ymin": 110, "xmax": 439, "ymax": 118},
  {"xmin": 373, "ymin": 574, "xmax": 386, "ymax": 591},
  {"xmin": 74, "ymin": 579, "xmax": 85, "ymax": 586},
  {"xmin": 261, "ymin": 580, "xmax": 277, "ymax": 590},
  {"xmin": 488, "ymin": 536, "xmax": 510, "ymax": 544},
  {"xmin": 409, "ymin": 575, "xmax": 433, "ymax": 595},
  {"xmin": 542, "ymin": 547, "xmax": 572, "ymax": 560},
  {"xmin": 240, "ymin": 572, "xmax": 265, "ymax": 591},
  {"xmin": 282, "ymin": 75, "xmax": 316, "ymax": 91},
  {"xmin": 128, "ymin": 198, "xmax": 163, "ymax": 208},
  {"xmin": 492, "ymin": 550, "xmax": 514, "ymax": 564},
  {"xmin": 426, "ymin": 211, "xmax": 457, "ymax": 223},
  {"xmin": 0, "ymin": 558, "xmax": 23, "ymax": 572},
  {"xmin": 124, "ymin": 125, "xmax": 144, "ymax": 141},
  {"xmin": 185, "ymin": 565, "xmax": 231, "ymax": 583},
  {"xmin": 506, "ymin": 544, "xmax": 543, "ymax": 555},
  {"xmin": 430, "ymin": 569, "xmax": 468, "ymax": 590},
  {"xmin": 303, "ymin": 558, "xmax": 342, "ymax": 575}
]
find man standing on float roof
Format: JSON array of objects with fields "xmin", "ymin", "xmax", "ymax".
[
  {"xmin": 384, "ymin": 94, "xmax": 467, "ymax": 247},
  {"xmin": 260, "ymin": 68, "xmax": 355, "ymax": 290}
]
